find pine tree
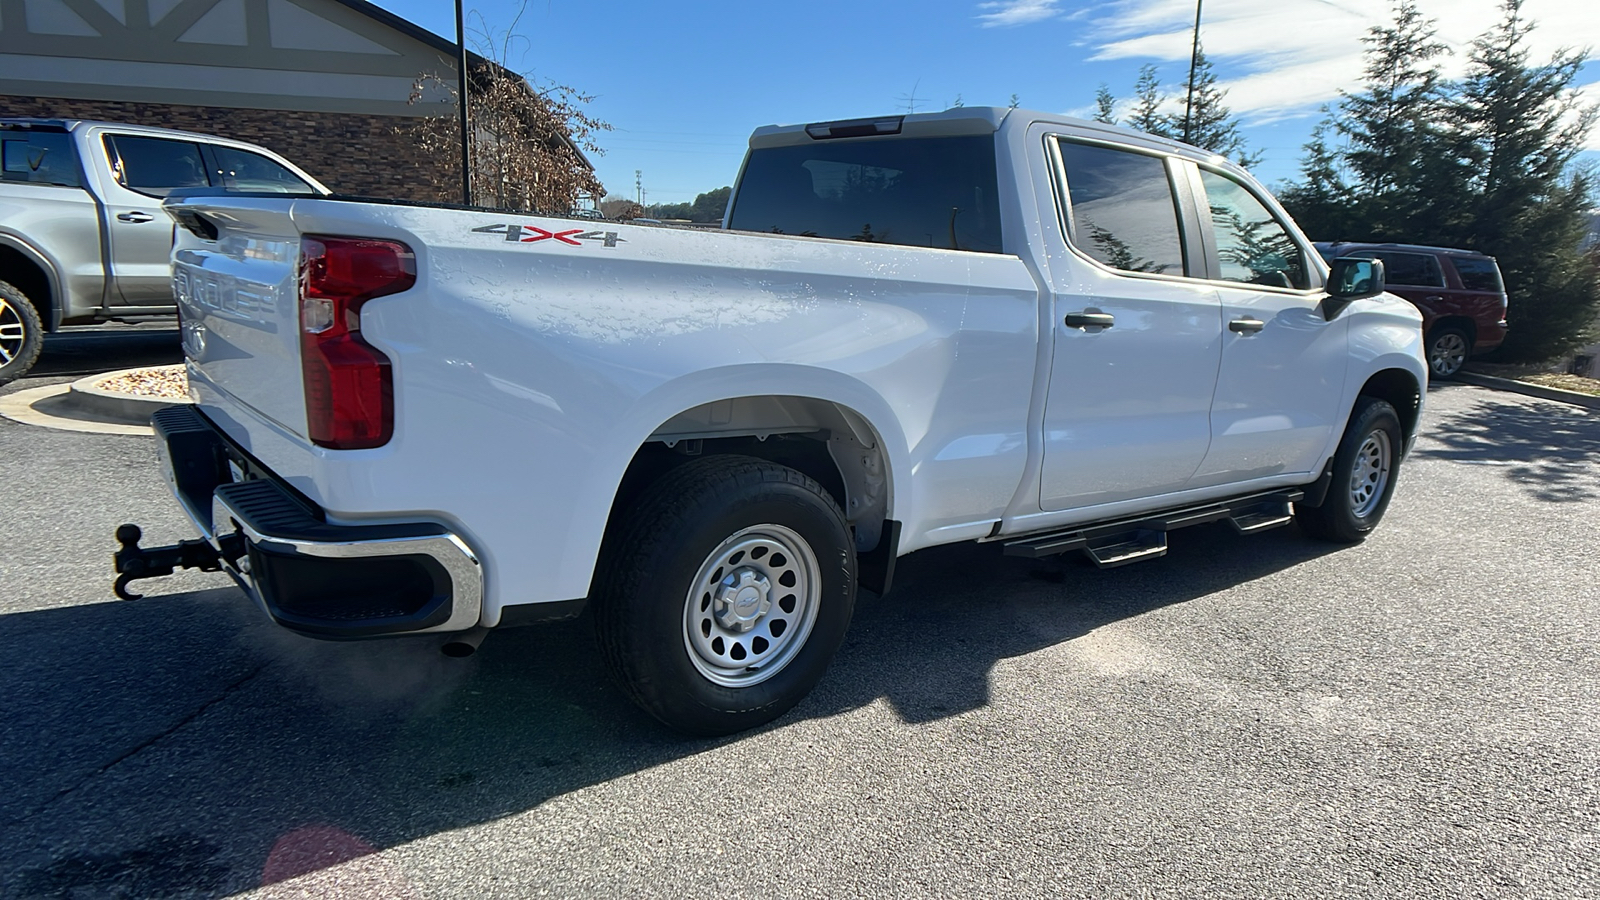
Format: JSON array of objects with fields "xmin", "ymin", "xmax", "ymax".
[
  {"xmin": 1280, "ymin": 0, "xmax": 1600, "ymax": 363},
  {"xmin": 1127, "ymin": 66, "xmax": 1172, "ymax": 138},
  {"xmin": 1276, "ymin": 114, "xmax": 1357, "ymax": 241},
  {"xmin": 1167, "ymin": 46, "xmax": 1259, "ymax": 167},
  {"xmin": 1279, "ymin": 0, "xmax": 1458, "ymax": 240},
  {"xmin": 1451, "ymin": 0, "xmax": 1599, "ymax": 361},
  {"xmin": 1092, "ymin": 84, "xmax": 1117, "ymax": 125}
]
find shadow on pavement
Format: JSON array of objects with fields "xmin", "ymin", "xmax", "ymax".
[
  {"xmin": 29, "ymin": 328, "xmax": 182, "ymax": 380},
  {"xmin": 1417, "ymin": 383, "xmax": 1600, "ymax": 503},
  {"xmin": 0, "ymin": 523, "xmax": 1336, "ymax": 898}
]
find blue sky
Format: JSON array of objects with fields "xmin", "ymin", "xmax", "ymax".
[{"xmin": 371, "ymin": 0, "xmax": 1600, "ymax": 205}]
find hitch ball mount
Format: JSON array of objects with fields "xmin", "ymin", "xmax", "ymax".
[{"xmin": 113, "ymin": 523, "xmax": 240, "ymax": 601}]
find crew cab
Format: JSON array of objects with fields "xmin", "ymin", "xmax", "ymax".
[
  {"xmin": 125, "ymin": 107, "xmax": 1426, "ymax": 735},
  {"xmin": 0, "ymin": 118, "xmax": 327, "ymax": 384}
]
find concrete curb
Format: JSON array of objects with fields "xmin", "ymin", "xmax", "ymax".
[
  {"xmin": 1455, "ymin": 372, "xmax": 1600, "ymax": 411},
  {"xmin": 0, "ymin": 383, "xmax": 154, "ymax": 436},
  {"xmin": 68, "ymin": 371, "xmax": 189, "ymax": 423},
  {"xmin": 0, "ymin": 366, "xmax": 192, "ymax": 435}
]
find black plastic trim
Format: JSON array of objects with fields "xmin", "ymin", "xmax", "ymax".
[{"xmin": 857, "ymin": 519, "xmax": 902, "ymax": 596}]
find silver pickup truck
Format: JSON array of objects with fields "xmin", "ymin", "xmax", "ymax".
[{"xmin": 0, "ymin": 118, "xmax": 326, "ymax": 384}]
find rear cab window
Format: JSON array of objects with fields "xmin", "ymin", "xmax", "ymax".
[
  {"xmin": 2, "ymin": 130, "xmax": 81, "ymax": 188},
  {"xmin": 727, "ymin": 135, "xmax": 1003, "ymax": 253}
]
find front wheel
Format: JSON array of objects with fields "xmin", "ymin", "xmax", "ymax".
[
  {"xmin": 0, "ymin": 281, "xmax": 44, "ymax": 387},
  {"xmin": 592, "ymin": 455, "xmax": 856, "ymax": 736},
  {"xmin": 1296, "ymin": 397, "xmax": 1403, "ymax": 543}
]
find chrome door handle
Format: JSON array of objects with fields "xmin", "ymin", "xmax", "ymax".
[
  {"xmin": 1422, "ymin": 295, "xmax": 1443, "ymax": 303},
  {"xmin": 1064, "ymin": 312, "xmax": 1115, "ymax": 330},
  {"xmin": 117, "ymin": 211, "xmax": 155, "ymax": 223},
  {"xmin": 1229, "ymin": 318, "xmax": 1266, "ymax": 334}
]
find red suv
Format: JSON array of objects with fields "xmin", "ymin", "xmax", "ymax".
[{"xmin": 1315, "ymin": 242, "xmax": 1509, "ymax": 378}]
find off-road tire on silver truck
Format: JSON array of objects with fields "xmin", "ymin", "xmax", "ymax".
[
  {"xmin": 592, "ymin": 455, "xmax": 857, "ymax": 736},
  {"xmin": 0, "ymin": 281, "xmax": 44, "ymax": 387},
  {"xmin": 1295, "ymin": 396, "xmax": 1403, "ymax": 543}
]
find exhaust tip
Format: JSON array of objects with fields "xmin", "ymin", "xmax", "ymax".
[{"xmin": 440, "ymin": 626, "xmax": 490, "ymax": 658}]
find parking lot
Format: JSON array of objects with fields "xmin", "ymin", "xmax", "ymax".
[{"xmin": 1, "ymin": 328, "xmax": 1596, "ymax": 899}]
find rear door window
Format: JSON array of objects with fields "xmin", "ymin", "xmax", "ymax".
[
  {"xmin": 106, "ymin": 134, "xmax": 212, "ymax": 197},
  {"xmin": 1450, "ymin": 257, "xmax": 1504, "ymax": 292},
  {"xmin": 1054, "ymin": 140, "xmax": 1187, "ymax": 277},
  {"xmin": 1, "ymin": 132, "xmax": 81, "ymax": 187},
  {"xmin": 727, "ymin": 135, "xmax": 1003, "ymax": 253},
  {"xmin": 1198, "ymin": 169, "xmax": 1310, "ymax": 289},
  {"xmin": 208, "ymin": 145, "xmax": 315, "ymax": 193}
]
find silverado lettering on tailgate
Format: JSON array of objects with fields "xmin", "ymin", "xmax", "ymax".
[{"xmin": 472, "ymin": 223, "xmax": 627, "ymax": 248}]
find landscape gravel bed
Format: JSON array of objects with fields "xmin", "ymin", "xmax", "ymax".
[{"xmin": 91, "ymin": 365, "xmax": 187, "ymax": 400}]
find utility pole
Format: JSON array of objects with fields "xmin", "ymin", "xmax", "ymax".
[
  {"xmin": 1182, "ymin": 0, "xmax": 1203, "ymax": 145},
  {"xmin": 635, "ymin": 170, "xmax": 642, "ymax": 206},
  {"xmin": 454, "ymin": 0, "xmax": 470, "ymax": 206}
]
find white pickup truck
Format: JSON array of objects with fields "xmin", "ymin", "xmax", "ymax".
[{"xmin": 121, "ymin": 107, "xmax": 1425, "ymax": 735}]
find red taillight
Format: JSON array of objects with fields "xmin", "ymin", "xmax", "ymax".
[{"xmin": 300, "ymin": 235, "xmax": 415, "ymax": 449}]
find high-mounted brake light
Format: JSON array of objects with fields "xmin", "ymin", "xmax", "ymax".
[
  {"xmin": 805, "ymin": 116, "xmax": 904, "ymax": 140},
  {"xmin": 300, "ymin": 235, "xmax": 414, "ymax": 449}
]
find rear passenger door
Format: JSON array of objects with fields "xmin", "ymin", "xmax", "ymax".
[
  {"xmin": 99, "ymin": 133, "xmax": 213, "ymax": 307},
  {"xmin": 1037, "ymin": 136, "xmax": 1222, "ymax": 511},
  {"xmin": 1186, "ymin": 166, "xmax": 1349, "ymax": 488}
]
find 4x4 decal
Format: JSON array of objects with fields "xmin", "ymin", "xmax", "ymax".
[{"xmin": 472, "ymin": 223, "xmax": 626, "ymax": 248}]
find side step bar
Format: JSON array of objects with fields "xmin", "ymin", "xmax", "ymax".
[{"xmin": 1002, "ymin": 489, "xmax": 1304, "ymax": 564}]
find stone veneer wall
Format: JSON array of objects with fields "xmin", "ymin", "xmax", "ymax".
[{"xmin": 0, "ymin": 96, "xmax": 455, "ymax": 204}]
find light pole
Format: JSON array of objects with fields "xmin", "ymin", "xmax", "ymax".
[
  {"xmin": 455, "ymin": 0, "xmax": 471, "ymax": 206},
  {"xmin": 1182, "ymin": 0, "xmax": 1202, "ymax": 145}
]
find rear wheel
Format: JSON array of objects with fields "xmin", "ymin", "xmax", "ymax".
[
  {"xmin": 1296, "ymin": 397, "xmax": 1403, "ymax": 543},
  {"xmin": 592, "ymin": 455, "xmax": 856, "ymax": 736},
  {"xmin": 0, "ymin": 281, "xmax": 44, "ymax": 387},
  {"xmin": 1426, "ymin": 326, "xmax": 1471, "ymax": 379}
]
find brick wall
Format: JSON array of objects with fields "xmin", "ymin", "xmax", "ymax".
[{"xmin": 0, "ymin": 96, "xmax": 456, "ymax": 203}]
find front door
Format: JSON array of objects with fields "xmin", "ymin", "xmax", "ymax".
[
  {"xmin": 1039, "ymin": 138, "xmax": 1222, "ymax": 511},
  {"xmin": 1189, "ymin": 168, "xmax": 1349, "ymax": 487}
]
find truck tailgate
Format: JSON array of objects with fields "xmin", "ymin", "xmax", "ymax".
[{"xmin": 171, "ymin": 199, "xmax": 308, "ymax": 438}]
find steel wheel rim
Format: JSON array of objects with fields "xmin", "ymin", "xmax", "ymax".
[
  {"xmin": 0, "ymin": 295, "xmax": 24, "ymax": 365},
  {"xmin": 682, "ymin": 523, "xmax": 820, "ymax": 688},
  {"xmin": 1430, "ymin": 333, "xmax": 1467, "ymax": 376},
  {"xmin": 1349, "ymin": 429, "xmax": 1392, "ymax": 518}
]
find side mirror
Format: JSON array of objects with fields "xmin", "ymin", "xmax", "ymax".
[{"xmin": 1323, "ymin": 256, "xmax": 1386, "ymax": 320}]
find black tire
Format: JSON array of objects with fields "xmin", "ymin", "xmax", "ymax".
[
  {"xmin": 592, "ymin": 455, "xmax": 856, "ymax": 736},
  {"xmin": 1426, "ymin": 325, "xmax": 1471, "ymax": 379},
  {"xmin": 0, "ymin": 281, "xmax": 44, "ymax": 387},
  {"xmin": 1295, "ymin": 397, "xmax": 1403, "ymax": 543}
]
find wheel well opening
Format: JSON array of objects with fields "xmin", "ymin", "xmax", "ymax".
[
  {"xmin": 1429, "ymin": 315, "xmax": 1476, "ymax": 343},
  {"xmin": 0, "ymin": 247, "xmax": 53, "ymax": 327},
  {"xmin": 608, "ymin": 397, "xmax": 892, "ymax": 555},
  {"xmin": 1358, "ymin": 369, "xmax": 1422, "ymax": 447}
]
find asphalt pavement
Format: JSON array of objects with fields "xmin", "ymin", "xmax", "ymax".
[{"xmin": 1, "ymin": 330, "xmax": 1596, "ymax": 899}]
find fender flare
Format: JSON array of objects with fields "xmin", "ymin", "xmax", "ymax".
[{"xmin": 0, "ymin": 233, "xmax": 64, "ymax": 330}]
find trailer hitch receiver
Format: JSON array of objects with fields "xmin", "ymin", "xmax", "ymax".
[{"xmin": 113, "ymin": 523, "xmax": 232, "ymax": 600}]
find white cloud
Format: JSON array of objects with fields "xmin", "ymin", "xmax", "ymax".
[
  {"xmin": 1082, "ymin": 0, "xmax": 1600, "ymax": 125},
  {"xmin": 976, "ymin": 0, "xmax": 1066, "ymax": 28}
]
